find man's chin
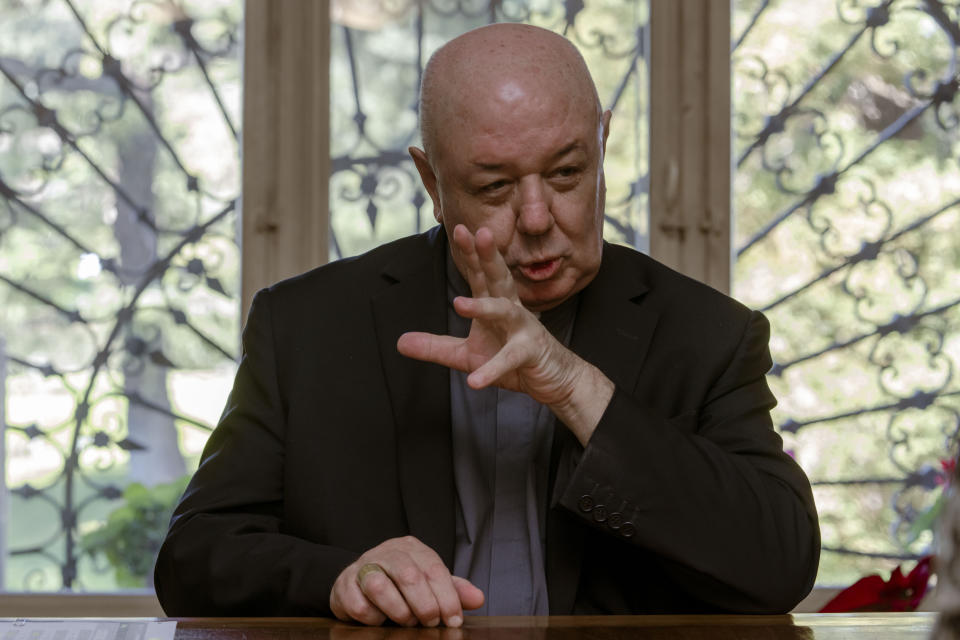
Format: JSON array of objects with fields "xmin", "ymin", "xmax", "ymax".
[{"xmin": 518, "ymin": 284, "xmax": 574, "ymax": 313}]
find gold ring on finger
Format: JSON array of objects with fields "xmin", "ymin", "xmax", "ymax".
[{"xmin": 356, "ymin": 562, "xmax": 386, "ymax": 586}]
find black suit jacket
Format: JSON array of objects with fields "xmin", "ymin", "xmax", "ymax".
[{"xmin": 155, "ymin": 226, "xmax": 819, "ymax": 616}]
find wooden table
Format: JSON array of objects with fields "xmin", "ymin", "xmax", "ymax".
[{"xmin": 171, "ymin": 614, "xmax": 938, "ymax": 640}]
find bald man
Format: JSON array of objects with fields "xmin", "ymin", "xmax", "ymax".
[{"xmin": 155, "ymin": 24, "xmax": 819, "ymax": 625}]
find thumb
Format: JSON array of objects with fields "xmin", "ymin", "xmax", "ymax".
[{"xmin": 452, "ymin": 575, "xmax": 485, "ymax": 610}]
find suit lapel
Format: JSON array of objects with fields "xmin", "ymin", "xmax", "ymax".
[
  {"xmin": 570, "ymin": 244, "xmax": 658, "ymax": 393},
  {"xmin": 546, "ymin": 243, "xmax": 660, "ymax": 613},
  {"xmin": 372, "ymin": 229, "xmax": 456, "ymax": 567}
]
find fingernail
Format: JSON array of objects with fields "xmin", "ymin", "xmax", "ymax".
[
  {"xmin": 426, "ymin": 618, "xmax": 440, "ymax": 628},
  {"xmin": 448, "ymin": 615, "xmax": 463, "ymax": 628}
]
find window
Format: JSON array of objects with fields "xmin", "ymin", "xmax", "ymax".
[
  {"xmin": 0, "ymin": 0, "xmax": 241, "ymax": 591},
  {"xmin": 3, "ymin": 0, "xmax": 955, "ymax": 595},
  {"xmin": 2, "ymin": 0, "xmax": 648, "ymax": 595},
  {"xmin": 733, "ymin": 0, "xmax": 959, "ymax": 584}
]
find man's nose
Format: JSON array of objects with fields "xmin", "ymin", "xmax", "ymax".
[{"xmin": 516, "ymin": 178, "xmax": 554, "ymax": 236}]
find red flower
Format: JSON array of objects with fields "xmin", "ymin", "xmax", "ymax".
[
  {"xmin": 940, "ymin": 458, "xmax": 957, "ymax": 486},
  {"xmin": 819, "ymin": 556, "xmax": 932, "ymax": 613}
]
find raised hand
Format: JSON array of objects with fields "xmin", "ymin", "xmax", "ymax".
[{"xmin": 397, "ymin": 224, "xmax": 613, "ymax": 446}]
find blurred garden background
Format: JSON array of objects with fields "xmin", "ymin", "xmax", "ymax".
[{"xmin": 0, "ymin": 0, "xmax": 956, "ymax": 592}]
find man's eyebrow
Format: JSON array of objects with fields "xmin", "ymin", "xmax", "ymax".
[
  {"xmin": 472, "ymin": 160, "xmax": 506, "ymax": 171},
  {"xmin": 552, "ymin": 141, "xmax": 584, "ymax": 159},
  {"xmin": 470, "ymin": 141, "xmax": 586, "ymax": 171}
]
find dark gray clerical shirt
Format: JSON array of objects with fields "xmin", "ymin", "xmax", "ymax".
[{"xmin": 446, "ymin": 252, "xmax": 578, "ymax": 615}]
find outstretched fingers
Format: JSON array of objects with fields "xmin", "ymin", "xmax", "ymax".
[
  {"xmin": 399, "ymin": 224, "xmax": 542, "ymax": 391},
  {"xmin": 451, "ymin": 295, "xmax": 518, "ymax": 324},
  {"xmin": 452, "ymin": 224, "xmax": 488, "ymax": 298},
  {"xmin": 397, "ymin": 332, "xmax": 469, "ymax": 372},
  {"xmin": 466, "ymin": 340, "xmax": 529, "ymax": 389},
  {"xmin": 473, "ymin": 227, "xmax": 517, "ymax": 300}
]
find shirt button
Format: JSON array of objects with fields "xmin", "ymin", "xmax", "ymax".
[
  {"xmin": 620, "ymin": 522, "xmax": 636, "ymax": 539},
  {"xmin": 577, "ymin": 495, "xmax": 594, "ymax": 512},
  {"xmin": 592, "ymin": 505, "xmax": 608, "ymax": 523},
  {"xmin": 608, "ymin": 512, "xmax": 623, "ymax": 530}
]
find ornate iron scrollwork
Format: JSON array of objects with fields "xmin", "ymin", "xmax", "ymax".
[
  {"xmin": 0, "ymin": 0, "xmax": 239, "ymax": 590},
  {"xmin": 734, "ymin": 0, "xmax": 960, "ymax": 583}
]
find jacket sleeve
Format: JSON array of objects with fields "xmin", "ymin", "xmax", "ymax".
[
  {"xmin": 555, "ymin": 310, "xmax": 820, "ymax": 613},
  {"xmin": 153, "ymin": 289, "xmax": 358, "ymax": 616}
]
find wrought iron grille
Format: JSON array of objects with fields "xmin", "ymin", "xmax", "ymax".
[
  {"xmin": 0, "ymin": 0, "xmax": 241, "ymax": 590},
  {"xmin": 733, "ymin": 0, "xmax": 960, "ymax": 584},
  {"xmin": 0, "ymin": 0, "xmax": 646, "ymax": 594},
  {"xmin": 328, "ymin": 0, "xmax": 649, "ymax": 259}
]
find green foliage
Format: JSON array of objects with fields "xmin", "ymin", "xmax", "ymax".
[
  {"xmin": 904, "ymin": 490, "xmax": 945, "ymax": 547},
  {"xmin": 80, "ymin": 475, "xmax": 190, "ymax": 588}
]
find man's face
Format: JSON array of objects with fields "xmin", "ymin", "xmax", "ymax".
[{"xmin": 414, "ymin": 81, "xmax": 611, "ymax": 312}]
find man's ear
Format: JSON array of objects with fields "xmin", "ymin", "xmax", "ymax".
[{"xmin": 409, "ymin": 146, "xmax": 442, "ymax": 223}]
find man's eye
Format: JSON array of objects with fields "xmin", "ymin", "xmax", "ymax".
[
  {"xmin": 552, "ymin": 166, "xmax": 581, "ymax": 178},
  {"xmin": 482, "ymin": 180, "xmax": 509, "ymax": 192}
]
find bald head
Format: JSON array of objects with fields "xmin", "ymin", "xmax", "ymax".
[
  {"xmin": 419, "ymin": 23, "xmax": 601, "ymax": 164},
  {"xmin": 408, "ymin": 24, "xmax": 611, "ymax": 310}
]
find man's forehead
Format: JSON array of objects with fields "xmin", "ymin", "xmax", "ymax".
[
  {"xmin": 445, "ymin": 51, "xmax": 589, "ymax": 97},
  {"xmin": 468, "ymin": 141, "xmax": 587, "ymax": 171},
  {"xmin": 432, "ymin": 87, "xmax": 602, "ymax": 173},
  {"xmin": 447, "ymin": 73, "xmax": 596, "ymax": 134}
]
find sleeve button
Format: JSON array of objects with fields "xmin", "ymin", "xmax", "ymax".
[
  {"xmin": 620, "ymin": 522, "xmax": 636, "ymax": 538},
  {"xmin": 577, "ymin": 495, "xmax": 594, "ymax": 512},
  {"xmin": 608, "ymin": 512, "xmax": 623, "ymax": 530},
  {"xmin": 592, "ymin": 505, "xmax": 608, "ymax": 523}
]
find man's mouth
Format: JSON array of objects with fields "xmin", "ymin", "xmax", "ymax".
[{"xmin": 517, "ymin": 258, "xmax": 561, "ymax": 282}]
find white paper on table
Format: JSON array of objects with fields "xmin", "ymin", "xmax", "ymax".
[{"xmin": 0, "ymin": 619, "xmax": 176, "ymax": 640}]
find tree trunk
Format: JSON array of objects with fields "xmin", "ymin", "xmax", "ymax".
[{"xmin": 114, "ymin": 97, "xmax": 185, "ymax": 486}]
